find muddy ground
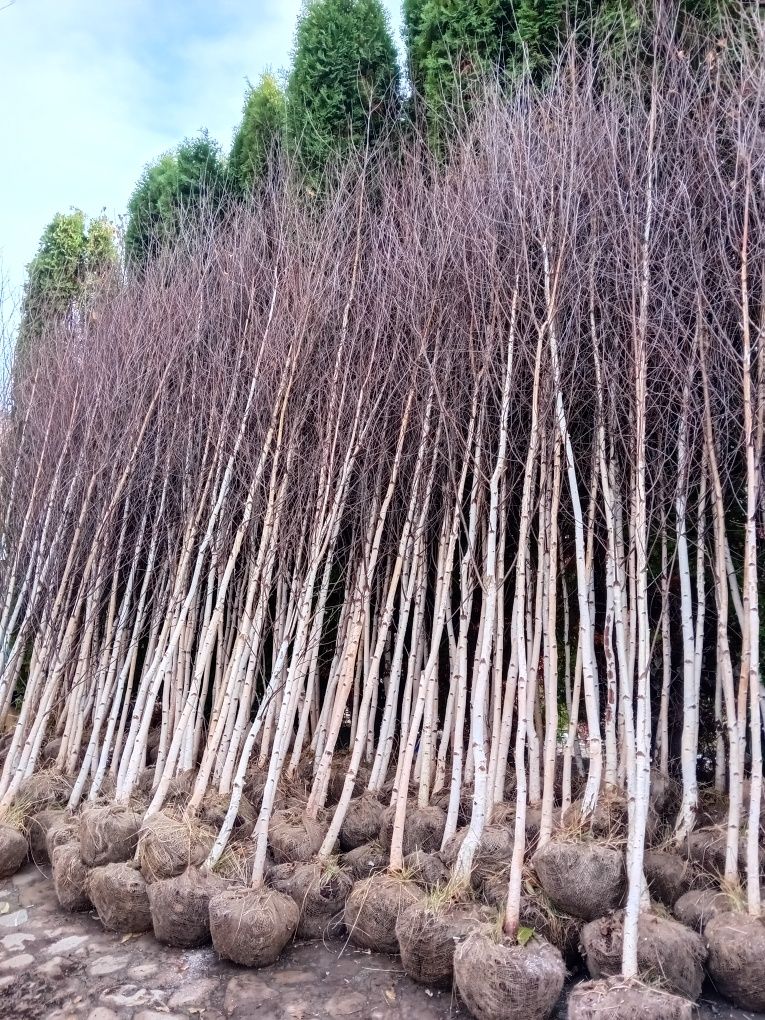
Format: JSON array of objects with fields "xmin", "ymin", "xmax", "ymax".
[{"xmin": 0, "ymin": 864, "xmax": 762, "ymax": 1020}]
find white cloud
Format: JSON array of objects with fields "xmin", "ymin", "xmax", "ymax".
[{"xmin": 1, "ymin": 0, "xmax": 402, "ymax": 324}]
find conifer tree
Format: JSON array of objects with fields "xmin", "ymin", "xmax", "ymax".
[
  {"xmin": 19, "ymin": 210, "xmax": 117, "ymax": 351},
  {"xmin": 286, "ymin": 0, "xmax": 401, "ymax": 178},
  {"xmin": 230, "ymin": 73, "xmax": 286, "ymax": 193},
  {"xmin": 402, "ymin": 0, "xmax": 429, "ymax": 92},
  {"xmin": 413, "ymin": 0, "xmax": 512, "ymax": 142},
  {"xmin": 125, "ymin": 131, "xmax": 226, "ymax": 267}
]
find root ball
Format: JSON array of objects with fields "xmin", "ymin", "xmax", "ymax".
[
  {"xmin": 454, "ymin": 929, "xmax": 566, "ymax": 1020},
  {"xmin": 268, "ymin": 808, "xmax": 327, "ymax": 864},
  {"xmin": 209, "ymin": 886, "xmax": 298, "ymax": 967},
  {"xmin": 138, "ymin": 811, "xmax": 216, "ymax": 882},
  {"xmin": 343, "ymin": 873, "xmax": 424, "ymax": 954},
  {"xmin": 705, "ymin": 910, "xmax": 765, "ymax": 1012},
  {"xmin": 270, "ymin": 859, "xmax": 353, "ymax": 940},
  {"xmin": 567, "ymin": 977, "xmax": 694, "ymax": 1019},
  {"xmin": 88, "ymin": 862, "xmax": 152, "ymax": 933},
  {"xmin": 52, "ymin": 842, "xmax": 91, "ymax": 911},
  {"xmin": 80, "ymin": 805, "xmax": 142, "ymax": 867},
  {"xmin": 396, "ymin": 899, "xmax": 489, "ymax": 986},
  {"xmin": 581, "ymin": 909, "xmax": 706, "ymax": 1001},
  {"xmin": 148, "ymin": 867, "xmax": 229, "ymax": 947},
  {"xmin": 532, "ymin": 840, "xmax": 625, "ymax": 921},
  {"xmin": 343, "ymin": 841, "xmax": 389, "ymax": 881},
  {"xmin": 339, "ymin": 794, "xmax": 384, "ymax": 851},
  {"xmin": 0, "ymin": 822, "xmax": 27, "ymax": 878}
]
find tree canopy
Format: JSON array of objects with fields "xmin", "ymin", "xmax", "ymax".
[
  {"xmin": 125, "ymin": 132, "xmax": 227, "ymax": 267},
  {"xmin": 230, "ymin": 73, "xmax": 286, "ymax": 193},
  {"xmin": 286, "ymin": 0, "xmax": 401, "ymax": 178},
  {"xmin": 19, "ymin": 210, "xmax": 117, "ymax": 351}
]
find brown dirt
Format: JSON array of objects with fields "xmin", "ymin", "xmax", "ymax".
[
  {"xmin": 51, "ymin": 842, "xmax": 91, "ymax": 912},
  {"xmin": 45, "ymin": 815, "xmax": 78, "ymax": 860},
  {"xmin": 643, "ymin": 849, "xmax": 693, "ymax": 908},
  {"xmin": 379, "ymin": 803, "xmax": 446, "ymax": 856},
  {"xmin": 198, "ymin": 790, "xmax": 256, "ymax": 837},
  {"xmin": 268, "ymin": 808, "xmax": 328, "ymax": 864},
  {"xmin": 403, "ymin": 849, "xmax": 449, "ymax": 890},
  {"xmin": 27, "ymin": 808, "xmax": 65, "ymax": 865},
  {"xmin": 79, "ymin": 805, "xmax": 142, "ymax": 867},
  {"xmin": 342, "ymin": 839, "xmax": 389, "ymax": 881},
  {"xmin": 137, "ymin": 810, "xmax": 216, "ymax": 882},
  {"xmin": 339, "ymin": 793, "xmax": 384, "ymax": 850},
  {"xmin": 673, "ymin": 887, "xmax": 739, "ymax": 932},
  {"xmin": 270, "ymin": 859, "xmax": 353, "ymax": 940}
]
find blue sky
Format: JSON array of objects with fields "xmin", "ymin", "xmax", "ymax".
[{"xmin": 0, "ymin": 0, "xmax": 404, "ymax": 319}]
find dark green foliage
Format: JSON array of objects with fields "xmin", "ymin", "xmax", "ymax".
[
  {"xmin": 19, "ymin": 210, "xmax": 117, "ymax": 352},
  {"xmin": 230, "ymin": 73, "xmax": 286, "ymax": 193},
  {"xmin": 413, "ymin": 0, "xmax": 513, "ymax": 141},
  {"xmin": 125, "ymin": 131, "xmax": 226, "ymax": 267},
  {"xmin": 403, "ymin": 0, "xmax": 429, "ymax": 91},
  {"xmin": 407, "ymin": 0, "xmax": 736, "ymax": 138},
  {"xmin": 286, "ymin": 0, "xmax": 401, "ymax": 178},
  {"xmin": 510, "ymin": 0, "xmax": 567, "ymax": 77}
]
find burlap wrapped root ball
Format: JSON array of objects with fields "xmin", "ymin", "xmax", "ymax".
[
  {"xmin": 209, "ymin": 886, "xmax": 299, "ymax": 967},
  {"xmin": 164, "ymin": 769, "xmax": 199, "ymax": 805},
  {"xmin": 396, "ymin": 898, "xmax": 490, "ymax": 986},
  {"xmin": 673, "ymin": 888, "xmax": 739, "ymax": 932},
  {"xmin": 685, "ymin": 825, "xmax": 758, "ymax": 876},
  {"xmin": 137, "ymin": 811, "xmax": 216, "ymax": 882},
  {"xmin": 326, "ymin": 758, "xmax": 369, "ymax": 806},
  {"xmin": 454, "ymin": 929, "xmax": 566, "ymax": 1020},
  {"xmin": 15, "ymin": 772, "xmax": 73, "ymax": 817},
  {"xmin": 339, "ymin": 793, "xmax": 384, "ymax": 851},
  {"xmin": 379, "ymin": 803, "xmax": 446, "ymax": 856},
  {"xmin": 0, "ymin": 822, "xmax": 27, "ymax": 879},
  {"xmin": 199, "ymin": 791, "xmax": 256, "ymax": 838},
  {"xmin": 27, "ymin": 808, "xmax": 67, "ymax": 865},
  {"xmin": 563, "ymin": 794, "xmax": 630, "ymax": 840},
  {"xmin": 532, "ymin": 840, "xmax": 626, "ymax": 921},
  {"xmin": 147, "ymin": 867, "xmax": 229, "ymax": 947},
  {"xmin": 211, "ymin": 838, "xmax": 262, "ymax": 884},
  {"xmin": 517, "ymin": 884, "xmax": 584, "ymax": 967},
  {"xmin": 439, "ymin": 827, "xmax": 468, "ymax": 869},
  {"xmin": 88, "ymin": 863, "xmax": 153, "ymax": 933},
  {"xmin": 79, "ymin": 805, "xmax": 142, "ymax": 867},
  {"xmin": 343, "ymin": 841, "xmax": 389, "ymax": 881},
  {"xmin": 567, "ymin": 977, "xmax": 694, "ymax": 1020},
  {"xmin": 52, "ymin": 843, "xmax": 91, "ymax": 911},
  {"xmin": 268, "ymin": 808, "xmax": 328, "ymax": 864},
  {"xmin": 343, "ymin": 874, "xmax": 425, "ymax": 953},
  {"xmin": 581, "ymin": 909, "xmax": 707, "ymax": 1001},
  {"xmin": 46, "ymin": 814, "xmax": 79, "ymax": 860},
  {"xmin": 403, "ymin": 850, "xmax": 449, "ymax": 891},
  {"xmin": 270, "ymin": 859, "xmax": 353, "ymax": 939},
  {"xmin": 705, "ymin": 911, "xmax": 765, "ymax": 1012},
  {"xmin": 643, "ymin": 850, "xmax": 694, "ymax": 908},
  {"xmin": 472, "ymin": 826, "xmax": 515, "ymax": 891}
]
